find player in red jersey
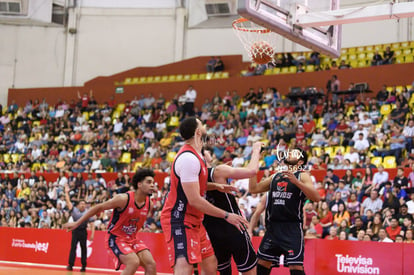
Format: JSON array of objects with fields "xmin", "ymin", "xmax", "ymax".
[
  {"xmin": 64, "ymin": 169, "xmax": 157, "ymax": 275},
  {"xmin": 160, "ymin": 117, "xmax": 249, "ymax": 275}
]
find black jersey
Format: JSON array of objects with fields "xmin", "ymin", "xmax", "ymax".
[
  {"xmin": 265, "ymin": 171, "xmax": 306, "ymax": 225},
  {"xmin": 203, "ymin": 167, "xmax": 241, "ymax": 227}
]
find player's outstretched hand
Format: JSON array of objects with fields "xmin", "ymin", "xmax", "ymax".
[
  {"xmin": 226, "ymin": 213, "xmax": 249, "ymax": 233},
  {"xmin": 252, "ymin": 141, "xmax": 264, "ymax": 153},
  {"xmin": 214, "ymin": 183, "xmax": 238, "ymax": 194},
  {"xmin": 63, "ymin": 222, "xmax": 79, "ymax": 232}
]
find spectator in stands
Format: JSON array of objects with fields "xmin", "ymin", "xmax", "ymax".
[
  {"xmin": 386, "ymin": 217, "xmax": 402, "ymax": 241},
  {"xmin": 325, "ymin": 226, "xmax": 338, "ymax": 240},
  {"xmin": 403, "ymin": 119, "xmax": 414, "ymax": 152},
  {"xmin": 372, "ymin": 164, "xmax": 389, "ymax": 190},
  {"xmin": 353, "ymin": 133, "xmax": 370, "ymax": 154},
  {"xmin": 333, "ymin": 203, "xmax": 350, "ymax": 227},
  {"xmin": 308, "ymin": 51, "xmax": 321, "ymax": 66},
  {"xmin": 183, "ymin": 85, "xmax": 197, "ymax": 117},
  {"xmin": 348, "ymin": 216, "xmax": 366, "ymax": 240},
  {"xmin": 407, "ymin": 191, "xmax": 414, "ymax": 215},
  {"xmin": 371, "ymin": 51, "xmax": 383, "ymax": 66},
  {"xmin": 394, "ymin": 167, "xmax": 409, "ymax": 189},
  {"xmin": 404, "ymin": 228, "xmax": 414, "ymax": 243},
  {"xmin": 360, "ymin": 190, "xmax": 383, "ymax": 220},
  {"xmin": 336, "ymin": 179, "xmax": 351, "ymax": 201},
  {"xmin": 324, "ymin": 168, "xmax": 340, "ymax": 187},
  {"xmin": 338, "ymin": 60, "xmax": 351, "ymax": 69},
  {"xmin": 378, "ymin": 228, "xmax": 393, "ymax": 242},
  {"xmin": 382, "ymin": 46, "xmax": 395, "ymax": 64},
  {"xmin": 387, "ymin": 127, "xmax": 406, "ymax": 162},
  {"xmin": 329, "ymin": 191, "xmax": 345, "ymax": 214}
]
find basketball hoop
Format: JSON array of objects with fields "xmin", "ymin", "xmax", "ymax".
[{"xmin": 232, "ymin": 18, "xmax": 278, "ymax": 64}]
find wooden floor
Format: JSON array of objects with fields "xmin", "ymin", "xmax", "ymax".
[
  {"xmin": 0, "ymin": 265, "xmax": 111, "ymax": 275},
  {"xmin": 0, "ymin": 262, "xmax": 173, "ymax": 275}
]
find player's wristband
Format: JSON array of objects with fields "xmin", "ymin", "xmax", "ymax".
[{"xmin": 224, "ymin": 211, "xmax": 229, "ymax": 220}]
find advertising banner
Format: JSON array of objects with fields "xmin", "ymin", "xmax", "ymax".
[{"xmin": 1, "ymin": 228, "xmax": 412, "ymax": 274}]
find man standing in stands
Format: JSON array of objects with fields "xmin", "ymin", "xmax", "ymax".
[
  {"xmin": 183, "ymin": 85, "xmax": 197, "ymax": 117},
  {"xmin": 64, "ymin": 169, "xmax": 157, "ymax": 275},
  {"xmin": 64, "ymin": 186, "xmax": 95, "ymax": 272},
  {"xmin": 160, "ymin": 117, "xmax": 248, "ymax": 275},
  {"xmin": 248, "ymin": 148, "xmax": 321, "ymax": 275}
]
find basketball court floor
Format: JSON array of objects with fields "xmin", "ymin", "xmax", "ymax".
[{"xmin": 0, "ymin": 261, "xmax": 173, "ymax": 275}]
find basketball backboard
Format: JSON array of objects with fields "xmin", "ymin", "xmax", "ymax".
[{"xmin": 237, "ymin": 0, "xmax": 342, "ymax": 57}]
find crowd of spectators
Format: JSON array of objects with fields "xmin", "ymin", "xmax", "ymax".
[
  {"xmin": 0, "ymin": 74, "xmax": 414, "ymax": 243},
  {"xmin": 246, "ymin": 45, "xmax": 397, "ymax": 76}
]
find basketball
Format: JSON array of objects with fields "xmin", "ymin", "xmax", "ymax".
[{"xmin": 250, "ymin": 41, "xmax": 274, "ymax": 64}]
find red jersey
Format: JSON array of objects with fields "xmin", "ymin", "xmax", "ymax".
[
  {"xmin": 107, "ymin": 191, "xmax": 150, "ymax": 238},
  {"xmin": 160, "ymin": 144, "xmax": 208, "ymax": 226}
]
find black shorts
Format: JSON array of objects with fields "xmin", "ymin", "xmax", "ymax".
[
  {"xmin": 257, "ymin": 222, "xmax": 304, "ymax": 267},
  {"xmin": 206, "ymin": 223, "xmax": 257, "ymax": 272}
]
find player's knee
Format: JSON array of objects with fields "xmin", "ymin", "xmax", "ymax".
[
  {"xmin": 145, "ymin": 259, "xmax": 157, "ymax": 274},
  {"xmin": 127, "ymin": 258, "xmax": 140, "ymax": 271}
]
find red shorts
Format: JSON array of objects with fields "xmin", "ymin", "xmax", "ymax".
[
  {"xmin": 161, "ymin": 222, "xmax": 215, "ymax": 268},
  {"xmin": 105, "ymin": 234, "xmax": 148, "ymax": 270}
]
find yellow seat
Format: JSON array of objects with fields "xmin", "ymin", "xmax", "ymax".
[
  {"xmin": 119, "ymin": 152, "xmax": 131, "ymax": 164},
  {"xmin": 161, "ymin": 75, "xmax": 169, "ymax": 82},
  {"xmin": 83, "ymin": 144, "xmax": 92, "ymax": 152},
  {"xmin": 116, "ymin": 103, "xmax": 126, "ymax": 112},
  {"xmin": 80, "ymin": 112, "xmax": 89, "ymax": 121},
  {"xmin": 11, "ymin": 154, "xmax": 20, "ymax": 163},
  {"xmin": 370, "ymin": 157, "xmax": 383, "ymax": 167},
  {"xmin": 3, "ymin": 154, "xmax": 10, "ymax": 163},
  {"xmin": 280, "ymin": 67, "xmax": 289, "ymax": 74},
  {"xmin": 272, "ymin": 67, "xmax": 280, "ymax": 74},
  {"xmin": 380, "ymin": 104, "xmax": 392, "ymax": 116},
  {"xmin": 306, "ymin": 65, "xmax": 315, "ymax": 72},
  {"xmin": 32, "ymin": 163, "xmax": 42, "ymax": 171},
  {"xmin": 166, "ymin": 152, "xmax": 177, "ymax": 163},
  {"xmin": 405, "ymin": 55, "xmax": 414, "ymax": 63},
  {"xmin": 222, "ymin": 72, "xmax": 230, "ymax": 78},
  {"xmin": 324, "ymin": 147, "xmax": 335, "ymax": 158},
  {"xmin": 396, "ymin": 56, "xmax": 405, "ymax": 64},
  {"xmin": 168, "ymin": 116, "xmax": 180, "ymax": 127},
  {"xmin": 312, "ymin": 147, "xmax": 322, "ymax": 156},
  {"xmin": 383, "ymin": 156, "xmax": 397, "ymax": 169},
  {"xmin": 260, "ymin": 139, "xmax": 270, "ymax": 146}
]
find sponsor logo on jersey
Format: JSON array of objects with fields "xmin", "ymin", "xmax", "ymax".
[{"xmin": 277, "ymin": 181, "xmax": 288, "ymax": 192}]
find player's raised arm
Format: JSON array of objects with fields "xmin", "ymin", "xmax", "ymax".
[
  {"xmin": 63, "ymin": 194, "xmax": 127, "ymax": 231},
  {"xmin": 282, "ymin": 171, "xmax": 321, "ymax": 202},
  {"xmin": 214, "ymin": 141, "xmax": 263, "ymax": 181},
  {"xmin": 249, "ymin": 173, "xmax": 273, "ymax": 194}
]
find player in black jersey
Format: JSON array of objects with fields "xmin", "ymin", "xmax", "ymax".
[
  {"xmin": 248, "ymin": 148, "xmax": 321, "ymax": 275},
  {"xmin": 203, "ymin": 141, "xmax": 263, "ymax": 275}
]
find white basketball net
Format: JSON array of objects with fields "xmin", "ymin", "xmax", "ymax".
[{"xmin": 232, "ymin": 18, "xmax": 279, "ymax": 64}]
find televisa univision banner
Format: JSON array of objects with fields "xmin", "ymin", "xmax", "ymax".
[{"xmin": 1, "ymin": 227, "xmax": 413, "ymax": 274}]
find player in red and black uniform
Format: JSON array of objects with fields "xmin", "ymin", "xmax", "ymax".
[
  {"xmin": 160, "ymin": 117, "xmax": 249, "ymax": 275},
  {"xmin": 249, "ymin": 148, "xmax": 321, "ymax": 275},
  {"xmin": 64, "ymin": 169, "xmax": 157, "ymax": 275}
]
